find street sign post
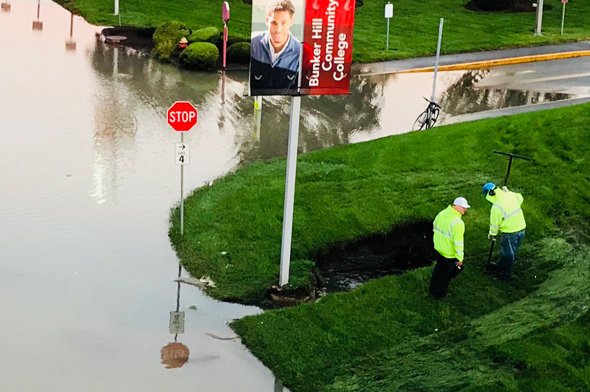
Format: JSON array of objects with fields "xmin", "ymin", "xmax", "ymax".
[
  {"xmin": 385, "ymin": 2, "xmax": 393, "ymax": 50},
  {"xmin": 168, "ymin": 101, "xmax": 198, "ymax": 237},
  {"xmin": 561, "ymin": 0, "xmax": 568, "ymax": 35}
]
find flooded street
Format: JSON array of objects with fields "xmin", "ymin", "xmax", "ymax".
[{"xmin": 1, "ymin": 1, "xmax": 589, "ymax": 391}]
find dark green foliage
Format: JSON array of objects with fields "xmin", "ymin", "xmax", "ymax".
[
  {"xmin": 226, "ymin": 42, "xmax": 251, "ymax": 63},
  {"xmin": 152, "ymin": 21, "xmax": 191, "ymax": 62},
  {"xmin": 227, "ymin": 33, "xmax": 251, "ymax": 46},
  {"xmin": 474, "ymin": 0, "xmax": 514, "ymax": 11},
  {"xmin": 179, "ymin": 42, "xmax": 219, "ymax": 70},
  {"xmin": 188, "ymin": 26, "xmax": 221, "ymax": 44}
]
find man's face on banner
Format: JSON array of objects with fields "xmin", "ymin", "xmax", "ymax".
[{"xmin": 266, "ymin": 10, "xmax": 294, "ymax": 52}]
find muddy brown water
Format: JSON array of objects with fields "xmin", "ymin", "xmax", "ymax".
[{"xmin": 1, "ymin": 1, "xmax": 588, "ymax": 391}]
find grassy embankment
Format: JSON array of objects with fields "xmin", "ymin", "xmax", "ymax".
[
  {"xmin": 170, "ymin": 104, "xmax": 590, "ymax": 391},
  {"xmin": 57, "ymin": 0, "xmax": 590, "ymax": 62}
]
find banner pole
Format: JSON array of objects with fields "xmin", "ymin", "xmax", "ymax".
[
  {"xmin": 430, "ymin": 18, "xmax": 444, "ymax": 102},
  {"xmin": 279, "ymin": 96, "xmax": 301, "ymax": 287}
]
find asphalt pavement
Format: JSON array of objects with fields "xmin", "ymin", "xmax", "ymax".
[
  {"xmin": 353, "ymin": 41, "xmax": 590, "ymax": 124},
  {"xmin": 354, "ymin": 41, "xmax": 590, "ymax": 75}
]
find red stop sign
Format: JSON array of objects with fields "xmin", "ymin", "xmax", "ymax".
[{"xmin": 167, "ymin": 101, "xmax": 198, "ymax": 132}]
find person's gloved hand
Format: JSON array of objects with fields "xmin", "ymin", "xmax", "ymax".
[{"xmin": 488, "ymin": 234, "xmax": 496, "ymax": 241}]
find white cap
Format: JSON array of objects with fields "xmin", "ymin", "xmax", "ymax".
[{"xmin": 453, "ymin": 197, "xmax": 470, "ymax": 209}]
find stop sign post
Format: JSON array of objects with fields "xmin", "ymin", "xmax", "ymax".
[{"xmin": 168, "ymin": 101, "xmax": 198, "ymax": 237}]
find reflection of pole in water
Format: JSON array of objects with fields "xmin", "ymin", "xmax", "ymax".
[
  {"xmin": 253, "ymin": 96, "xmax": 262, "ymax": 142},
  {"xmin": 32, "ymin": 0, "xmax": 43, "ymax": 31},
  {"xmin": 65, "ymin": 12, "xmax": 76, "ymax": 51},
  {"xmin": 218, "ymin": 71, "xmax": 227, "ymax": 130},
  {"xmin": 160, "ymin": 264, "xmax": 189, "ymax": 369},
  {"xmin": 1, "ymin": 1, "xmax": 11, "ymax": 13}
]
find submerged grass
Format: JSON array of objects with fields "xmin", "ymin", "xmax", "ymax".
[
  {"xmin": 170, "ymin": 103, "xmax": 590, "ymax": 391},
  {"xmin": 56, "ymin": 0, "xmax": 590, "ymax": 62}
]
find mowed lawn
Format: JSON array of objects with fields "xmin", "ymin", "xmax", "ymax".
[
  {"xmin": 57, "ymin": 0, "xmax": 590, "ymax": 62},
  {"xmin": 170, "ymin": 103, "xmax": 590, "ymax": 391}
]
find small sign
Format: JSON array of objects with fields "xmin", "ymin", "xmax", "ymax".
[
  {"xmin": 385, "ymin": 3, "xmax": 393, "ymax": 19},
  {"xmin": 175, "ymin": 143, "xmax": 189, "ymax": 165},
  {"xmin": 169, "ymin": 311, "xmax": 185, "ymax": 334}
]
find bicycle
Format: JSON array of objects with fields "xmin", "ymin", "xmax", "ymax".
[{"xmin": 412, "ymin": 97, "xmax": 441, "ymax": 131}]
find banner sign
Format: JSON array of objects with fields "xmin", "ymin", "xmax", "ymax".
[
  {"xmin": 300, "ymin": 0, "xmax": 356, "ymax": 95},
  {"xmin": 249, "ymin": 0, "xmax": 356, "ymax": 96}
]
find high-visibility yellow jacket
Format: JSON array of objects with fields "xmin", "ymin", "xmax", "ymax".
[
  {"xmin": 433, "ymin": 205, "xmax": 465, "ymax": 262},
  {"xmin": 486, "ymin": 188, "xmax": 526, "ymax": 235}
]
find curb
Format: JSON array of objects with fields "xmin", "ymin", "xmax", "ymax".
[{"xmin": 399, "ymin": 50, "xmax": 590, "ymax": 74}]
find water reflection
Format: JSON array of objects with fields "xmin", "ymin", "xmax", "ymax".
[
  {"xmin": 161, "ymin": 265, "xmax": 190, "ymax": 369},
  {"xmin": 91, "ymin": 46, "xmax": 139, "ymax": 205},
  {"xmin": 1, "ymin": 0, "xmax": 11, "ymax": 12},
  {"xmin": 32, "ymin": 0, "xmax": 42, "ymax": 31},
  {"xmin": 440, "ymin": 70, "xmax": 575, "ymax": 116},
  {"xmin": 65, "ymin": 11, "xmax": 76, "ymax": 51}
]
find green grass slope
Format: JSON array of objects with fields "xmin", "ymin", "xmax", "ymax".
[
  {"xmin": 57, "ymin": 0, "xmax": 590, "ymax": 62},
  {"xmin": 170, "ymin": 103, "xmax": 589, "ymax": 391}
]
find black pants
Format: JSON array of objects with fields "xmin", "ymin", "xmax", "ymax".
[{"xmin": 429, "ymin": 254, "xmax": 463, "ymax": 299}]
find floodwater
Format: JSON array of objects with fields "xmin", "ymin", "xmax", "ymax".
[{"xmin": 1, "ymin": 1, "xmax": 588, "ymax": 391}]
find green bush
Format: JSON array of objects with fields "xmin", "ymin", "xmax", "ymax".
[
  {"xmin": 180, "ymin": 42, "xmax": 219, "ymax": 70},
  {"xmin": 188, "ymin": 26, "xmax": 221, "ymax": 44},
  {"xmin": 152, "ymin": 21, "xmax": 191, "ymax": 62},
  {"xmin": 226, "ymin": 42, "xmax": 251, "ymax": 63},
  {"xmin": 227, "ymin": 33, "xmax": 250, "ymax": 46}
]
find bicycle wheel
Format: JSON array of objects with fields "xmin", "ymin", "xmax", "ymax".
[
  {"xmin": 412, "ymin": 110, "xmax": 429, "ymax": 131},
  {"xmin": 428, "ymin": 107, "xmax": 440, "ymax": 128}
]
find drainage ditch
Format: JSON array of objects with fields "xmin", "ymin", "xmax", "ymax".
[{"xmin": 314, "ymin": 221, "xmax": 436, "ymax": 293}]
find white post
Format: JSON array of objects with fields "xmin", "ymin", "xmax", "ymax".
[
  {"xmin": 114, "ymin": 0, "xmax": 119, "ymax": 16},
  {"xmin": 384, "ymin": 2, "xmax": 393, "ymax": 50},
  {"xmin": 534, "ymin": 0, "xmax": 544, "ymax": 36},
  {"xmin": 431, "ymin": 18, "xmax": 444, "ymax": 102},
  {"xmin": 386, "ymin": 19, "xmax": 390, "ymax": 50},
  {"xmin": 279, "ymin": 96, "xmax": 301, "ymax": 287},
  {"xmin": 560, "ymin": 2, "xmax": 566, "ymax": 35}
]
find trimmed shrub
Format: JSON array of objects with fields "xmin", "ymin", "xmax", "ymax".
[
  {"xmin": 153, "ymin": 21, "xmax": 191, "ymax": 62},
  {"xmin": 227, "ymin": 33, "xmax": 251, "ymax": 46},
  {"xmin": 180, "ymin": 42, "xmax": 219, "ymax": 70},
  {"xmin": 227, "ymin": 42, "xmax": 251, "ymax": 64},
  {"xmin": 188, "ymin": 26, "xmax": 221, "ymax": 44}
]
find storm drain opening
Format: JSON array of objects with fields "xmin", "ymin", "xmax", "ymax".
[{"xmin": 314, "ymin": 221, "xmax": 436, "ymax": 293}]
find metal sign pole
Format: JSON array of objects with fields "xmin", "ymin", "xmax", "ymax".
[
  {"xmin": 114, "ymin": 0, "xmax": 119, "ymax": 16},
  {"xmin": 386, "ymin": 18, "xmax": 390, "ymax": 50},
  {"xmin": 534, "ymin": 0, "xmax": 544, "ymax": 36},
  {"xmin": 279, "ymin": 96, "xmax": 301, "ymax": 287},
  {"xmin": 431, "ymin": 18, "xmax": 444, "ymax": 102},
  {"xmin": 180, "ymin": 132, "xmax": 184, "ymax": 236},
  {"xmin": 384, "ymin": 2, "xmax": 393, "ymax": 51},
  {"xmin": 560, "ymin": 1, "xmax": 566, "ymax": 35}
]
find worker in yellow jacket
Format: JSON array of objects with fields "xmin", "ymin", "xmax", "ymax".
[
  {"xmin": 482, "ymin": 182, "xmax": 526, "ymax": 280},
  {"xmin": 429, "ymin": 197, "xmax": 470, "ymax": 299}
]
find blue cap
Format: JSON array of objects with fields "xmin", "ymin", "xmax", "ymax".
[{"xmin": 482, "ymin": 182, "xmax": 495, "ymax": 196}]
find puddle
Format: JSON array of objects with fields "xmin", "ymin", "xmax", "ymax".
[{"xmin": 315, "ymin": 221, "xmax": 436, "ymax": 292}]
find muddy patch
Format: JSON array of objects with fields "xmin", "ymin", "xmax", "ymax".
[{"xmin": 315, "ymin": 221, "xmax": 436, "ymax": 292}]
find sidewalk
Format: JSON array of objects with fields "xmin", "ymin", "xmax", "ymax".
[{"xmin": 354, "ymin": 41, "xmax": 590, "ymax": 76}]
